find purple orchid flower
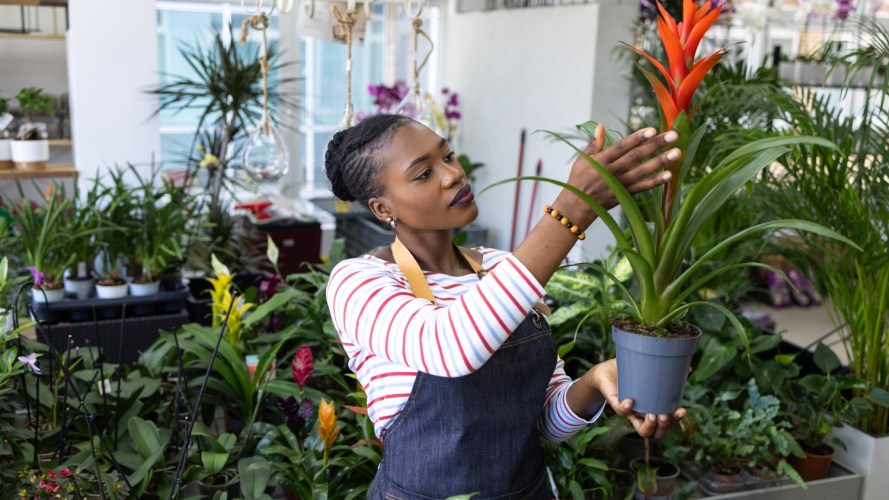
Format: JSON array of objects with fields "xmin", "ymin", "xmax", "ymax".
[
  {"xmin": 27, "ymin": 267, "xmax": 45, "ymax": 286},
  {"xmin": 18, "ymin": 352, "xmax": 41, "ymax": 375}
]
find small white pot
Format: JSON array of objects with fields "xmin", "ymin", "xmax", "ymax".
[
  {"xmin": 11, "ymin": 139, "xmax": 49, "ymax": 169},
  {"xmin": 96, "ymin": 283, "xmax": 128, "ymax": 299},
  {"xmin": 129, "ymin": 281, "xmax": 160, "ymax": 296},
  {"xmin": 0, "ymin": 139, "xmax": 13, "ymax": 169},
  {"xmin": 31, "ymin": 287, "xmax": 65, "ymax": 303},
  {"xmin": 64, "ymin": 278, "xmax": 95, "ymax": 300}
]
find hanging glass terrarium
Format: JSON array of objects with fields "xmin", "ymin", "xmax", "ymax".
[{"xmin": 243, "ymin": 113, "xmax": 290, "ymax": 182}]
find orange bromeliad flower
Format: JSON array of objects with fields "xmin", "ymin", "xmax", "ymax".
[
  {"xmin": 625, "ymin": 0, "xmax": 724, "ymax": 226},
  {"xmin": 318, "ymin": 399, "xmax": 341, "ymax": 463},
  {"xmin": 626, "ymin": 0, "xmax": 724, "ymax": 131}
]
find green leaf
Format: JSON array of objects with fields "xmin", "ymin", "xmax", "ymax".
[
  {"xmin": 239, "ymin": 456, "xmax": 274, "ymax": 500},
  {"xmin": 569, "ymin": 480, "xmax": 585, "ymax": 500},
  {"xmin": 445, "ymin": 494, "xmax": 479, "ymax": 500},
  {"xmin": 244, "ymin": 287, "xmax": 304, "ymax": 326},
  {"xmin": 128, "ymin": 417, "xmax": 162, "ymax": 459},
  {"xmin": 558, "ymin": 340, "xmax": 575, "ymax": 358},
  {"xmin": 870, "ymin": 388, "xmax": 889, "ymax": 408},
  {"xmin": 813, "ymin": 343, "xmax": 841, "ymax": 374},
  {"xmin": 692, "ymin": 345, "xmax": 735, "ymax": 382},
  {"xmin": 201, "ymin": 451, "xmax": 230, "ymax": 476},
  {"xmin": 578, "ymin": 457, "xmax": 609, "ymax": 470}
]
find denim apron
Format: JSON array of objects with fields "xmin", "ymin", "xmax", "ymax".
[{"xmin": 368, "ymin": 238, "xmax": 556, "ymax": 500}]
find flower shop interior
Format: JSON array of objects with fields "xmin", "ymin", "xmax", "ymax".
[{"xmin": 1, "ymin": 0, "xmax": 888, "ymax": 498}]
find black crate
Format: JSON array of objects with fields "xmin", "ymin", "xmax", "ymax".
[{"xmin": 32, "ymin": 310, "xmax": 190, "ymax": 364}]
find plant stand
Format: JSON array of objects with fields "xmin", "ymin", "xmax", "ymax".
[{"xmin": 830, "ymin": 423, "xmax": 889, "ymax": 500}]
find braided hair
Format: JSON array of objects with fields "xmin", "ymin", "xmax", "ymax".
[{"xmin": 325, "ymin": 114, "xmax": 414, "ymax": 207}]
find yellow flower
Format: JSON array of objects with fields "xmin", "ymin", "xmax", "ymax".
[
  {"xmin": 17, "ymin": 489, "xmax": 26, "ymax": 498},
  {"xmin": 199, "ymin": 153, "xmax": 219, "ymax": 169}
]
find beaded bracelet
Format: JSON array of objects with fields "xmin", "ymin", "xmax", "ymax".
[{"xmin": 543, "ymin": 205, "xmax": 586, "ymax": 241}]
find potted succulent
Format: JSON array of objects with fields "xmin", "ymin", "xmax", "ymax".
[
  {"xmin": 487, "ymin": 0, "xmax": 858, "ymax": 414},
  {"xmin": 10, "ymin": 87, "xmax": 54, "ymax": 171},
  {"xmin": 0, "ymin": 96, "xmax": 13, "ymax": 170},
  {"xmin": 9, "ymin": 183, "xmax": 77, "ymax": 304}
]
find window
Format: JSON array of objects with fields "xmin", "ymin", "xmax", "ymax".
[
  {"xmin": 299, "ymin": 5, "xmax": 443, "ymax": 196},
  {"xmin": 155, "ymin": 1, "xmax": 281, "ymax": 167}
]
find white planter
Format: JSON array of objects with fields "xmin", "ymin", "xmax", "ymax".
[
  {"xmin": 129, "ymin": 281, "xmax": 160, "ymax": 296},
  {"xmin": 31, "ymin": 287, "xmax": 65, "ymax": 303},
  {"xmin": 0, "ymin": 139, "xmax": 12, "ymax": 169},
  {"xmin": 10, "ymin": 139, "xmax": 49, "ymax": 169},
  {"xmin": 830, "ymin": 422, "xmax": 889, "ymax": 500},
  {"xmin": 64, "ymin": 278, "xmax": 95, "ymax": 300},
  {"xmin": 96, "ymin": 283, "xmax": 128, "ymax": 299}
]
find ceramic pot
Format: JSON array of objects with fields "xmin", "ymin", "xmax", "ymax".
[
  {"xmin": 31, "ymin": 286, "xmax": 65, "ymax": 303},
  {"xmin": 96, "ymin": 283, "xmax": 128, "ymax": 299},
  {"xmin": 64, "ymin": 277, "xmax": 95, "ymax": 300},
  {"xmin": 129, "ymin": 280, "xmax": 160, "ymax": 296},
  {"xmin": 11, "ymin": 139, "xmax": 49, "ymax": 170},
  {"xmin": 612, "ymin": 323, "xmax": 701, "ymax": 415},
  {"xmin": 0, "ymin": 138, "xmax": 13, "ymax": 169}
]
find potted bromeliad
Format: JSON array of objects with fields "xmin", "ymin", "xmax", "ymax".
[
  {"xmin": 487, "ymin": 0, "xmax": 858, "ymax": 444},
  {"xmin": 10, "ymin": 87, "xmax": 54, "ymax": 171}
]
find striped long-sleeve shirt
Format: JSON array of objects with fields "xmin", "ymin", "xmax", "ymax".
[{"xmin": 327, "ymin": 247, "xmax": 604, "ymax": 440}]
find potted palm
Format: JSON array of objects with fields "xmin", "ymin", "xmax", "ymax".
[
  {"xmin": 10, "ymin": 87, "xmax": 54, "ymax": 171},
  {"xmin": 488, "ymin": 0, "xmax": 858, "ymax": 414},
  {"xmin": 0, "ymin": 96, "xmax": 13, "ymax": 170}
]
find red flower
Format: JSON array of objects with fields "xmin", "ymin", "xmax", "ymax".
[
  {"xmin": 291, "ymin": 345, "xmax": 314, "ymax": 390},
  {"xmin": 59, "ymin": 469, "xmax": 71, "ymax": 478},
  {"xmin": 624, "ymin": 0, "xmax": 724, "ymax": 130}
]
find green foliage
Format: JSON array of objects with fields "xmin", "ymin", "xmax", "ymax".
[
  {"xmin": 675, "ymin": 379, "xmax": 804, "ymax": 486},
  {"xmin": 16, "ymin": 87, "xmax": 54, "ymax": 122},
  {"xmin": 457, "ymin": 154, "xmax": 485, "ymax": 184},
  {"xmin": 0, "ymin": 97, "xmax": 8, "ymax": 115}
]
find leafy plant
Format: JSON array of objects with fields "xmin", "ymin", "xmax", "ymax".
[
  {"xmin": 675, "ymin": 379, "xmax": 804, "ymax": 485},
  {"xmin": 8, "ymin": 183, "xmax": 78, "ymax": 288},
  {"xmin": 782, "ymin": 343, "xmax": 887, "ymax": 453},
  {"xmin": 16, "ymin": 87, "xmax": 54, "ymax": 123},
  {"xmin": 0, "ymin": 97, "xmax": 8, "ymax": 116},
  {"xmin": 457, "ymin": 154, "xmax": 485, "ymax": 185},
  {"xmin": 93, "ymin": 167, "xmax": 137, "ymax": 282}
]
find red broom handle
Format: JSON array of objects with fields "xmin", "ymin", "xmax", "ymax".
[
  {"xmin": 509, "ymin": 129, "xmax": 527, "ymax": 251},
  {"xmin": 524, "ymin": 159, "xmax": 542, "ymax": 238}
]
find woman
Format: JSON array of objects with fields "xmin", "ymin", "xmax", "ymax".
[{"xmin": 325, "ymin": 114, "xmax": 683, "ymax": 499}]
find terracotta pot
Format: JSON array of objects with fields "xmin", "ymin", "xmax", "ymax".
[{"xmin": 791, "ymin": 444, "xmax": 835, "ymax": 482}]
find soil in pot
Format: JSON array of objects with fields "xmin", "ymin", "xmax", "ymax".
[{"xmin": 790, "ymin": 443, "xmax": 835, "ymax": 482}]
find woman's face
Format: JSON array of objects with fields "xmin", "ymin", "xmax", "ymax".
[{"xmin": 369, "ymin": 122, "xmax": 478, "ymax": 232}]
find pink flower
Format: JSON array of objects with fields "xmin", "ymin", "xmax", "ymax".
[
  {"xmin": 27, "ymin": 266, "xmax": 45, "ymax": 286},
  {"xmin": 59, "ymin": 469, "xmax": 70, "ymax": 478},
  {"xmin": 291, "ymin": 345, "xmax": 314, "ymax": 390}
]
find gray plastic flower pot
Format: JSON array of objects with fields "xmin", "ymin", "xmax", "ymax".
[{"xmin": 612, "ymin": 324, "xmax": 701, "ymax": 415}]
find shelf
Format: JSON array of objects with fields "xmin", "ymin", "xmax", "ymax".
[
  {"xmin": 0, "ymin": 32, "xmax": 64, "ymax": 40},
  {"xmin": 0, "ymin": 164, "xmax": 76, "ymax": 180},
  {"xmin": 48, "ymin": 139, "xmax": 71, "ymax": 147},
  {"xmin": 0, "ymin": 1, "xmax": 67, "ymax": 6}
]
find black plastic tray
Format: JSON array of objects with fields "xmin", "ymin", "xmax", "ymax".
[{"xmin": 31, "ymin": 289, "xmax": 190, "ymax": 324}]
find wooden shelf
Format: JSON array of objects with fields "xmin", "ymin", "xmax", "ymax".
[
  {"xmin": 0, "ymin": 164, "xmax": 76, "ymax": 180},
  {"xmin": 0, "ymin": 32, "xmax": 64, "ymax": 40},
  {"xmin": 48, "ymin": 139, "xmax": 71, "ymax": 147}
]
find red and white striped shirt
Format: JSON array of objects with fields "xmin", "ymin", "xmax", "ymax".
[{"xmin": 327, "ymin": 247, "xmax": 603, "ymax": 440}]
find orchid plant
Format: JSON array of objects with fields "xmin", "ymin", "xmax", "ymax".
[{"xmin": 490, "ymin": 0, "xmax": 858, "ymax": 347}]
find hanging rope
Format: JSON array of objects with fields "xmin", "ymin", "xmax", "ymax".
[
  {"xmin": 410, "ymin": 17, "xmax": 434, "ymax": 93},
  {"xmin": 332, "ymin": 5, "xmax": 358, "ymax": 128},
  {"xmin": 240, "ymin": 12, "xmax": 271, "ymax": 134}
]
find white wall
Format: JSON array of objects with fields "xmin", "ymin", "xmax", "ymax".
[
  {"xmin": 444, "ymin": 3, "xmax": 636, "ymax": 261},
  {"xmin": 67, "ymin": 0, "xmax": 161, "ymax": 185},
  {"xmin": 0, "ymin": 6, "xmax": 68, "ymax": 98}
]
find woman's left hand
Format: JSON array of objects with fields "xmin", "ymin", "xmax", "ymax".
[{"xmin": 589, "ymin": 359, "xmax": 686, "ymax": 439}]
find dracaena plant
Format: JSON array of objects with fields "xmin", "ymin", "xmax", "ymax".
[{"xmin": 488, "ymin": 0, "xmax": 857, "ymax": 347}]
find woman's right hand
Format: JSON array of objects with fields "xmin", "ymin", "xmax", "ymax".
[{"xmin": 557, "ymin": 124, "xmax": 680, "ymax": 224}]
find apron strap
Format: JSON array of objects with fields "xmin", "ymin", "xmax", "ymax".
[{"xmin": 392, "ymin": 236, "xmax": 486, "ymax": 305}]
